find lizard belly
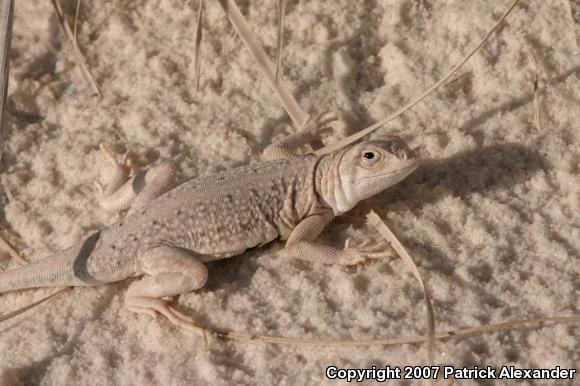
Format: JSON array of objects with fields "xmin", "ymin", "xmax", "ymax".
[{"xmin": 187, "ymin": 230, "xmax": 280, "ymax": 263}]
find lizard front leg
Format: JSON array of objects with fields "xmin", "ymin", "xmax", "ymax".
[
  {"xmin": 286, "ymin": 213, "xmax": 391, "ymax": 265},
  {"xmin": 125, "ymin": 245, "xmax": 208, "ymax": 337},
  {"xmin": 262, "ymin": 111, "xmax": 337, "ymax": 160},
  {"xmin": 97, "ymin": 144, "xmax": 176, "ymax": 215}
]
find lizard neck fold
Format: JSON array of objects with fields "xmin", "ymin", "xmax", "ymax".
[{"xmin": 314, "ymin": 152, "xmax": 355, "ymax": 215}]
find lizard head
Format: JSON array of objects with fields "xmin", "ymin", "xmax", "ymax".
[{"xmin": 318, "ymin": 136, "xmax": 420, "ymax": 214}]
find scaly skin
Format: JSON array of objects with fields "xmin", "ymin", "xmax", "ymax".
[{"xmin": 0, "ymin": 114, "xmax": 419, "ymax": 334}]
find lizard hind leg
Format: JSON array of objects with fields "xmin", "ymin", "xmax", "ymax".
[{"xmin": 125, "ymin": 245, "xmax": 208, "ymax": 338}]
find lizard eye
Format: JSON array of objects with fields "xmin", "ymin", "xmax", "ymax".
[
  {"xmin": 363, "ymin": 152, "xmax": 375, "ymax": 159},
  {"xmin": 361, "ymin": 150, "xmax": 381, "ymax": 165}
]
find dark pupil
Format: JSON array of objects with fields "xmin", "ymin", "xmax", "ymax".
[{"xmin": 363, "ymin": 152, "xmax": 375, "ymax": 159}]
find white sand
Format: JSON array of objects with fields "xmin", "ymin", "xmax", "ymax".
[{"xmin": 0, "ymin": 0, "xmax": 578, "ymax": 384}]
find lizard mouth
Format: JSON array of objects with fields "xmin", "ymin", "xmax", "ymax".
[{"xmin": 353, "ymin": 160, "xmax": 420, "ymax": 184}]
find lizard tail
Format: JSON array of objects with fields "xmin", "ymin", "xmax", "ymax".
[
  {"xmin": 0, "ymin": 250, "xmax": 83, "ymax": 293},
  {"xmin": 0, "ymin": 233, "xmax": 104, "ymax": 293}
]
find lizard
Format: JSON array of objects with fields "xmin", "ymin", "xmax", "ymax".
[{"xmin": 0, "ymin": 113, "xmax": 419, "ymax": 335}]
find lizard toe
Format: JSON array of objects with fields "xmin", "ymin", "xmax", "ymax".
[{"xmin": 126, "ymin": 296, "xmax": 208, "ymax": 341}]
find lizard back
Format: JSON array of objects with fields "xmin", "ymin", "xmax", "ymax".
[{"xmin": 101, "ymin": 154, "xmax": 330, "ymax": 262}]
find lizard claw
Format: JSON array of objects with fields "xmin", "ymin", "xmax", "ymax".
[
  {"xmin": 344, "ymin": 237, "xmax": 353, "ymax": 249},
  {"xmin": 343, "ymin": 237, "xmax": 384, "ymax": 252},
  {"xmin": 344, "ymin": 237, "xmax": 392, "ymax": 264},
  {"xmin": 121, "ymin": 150, "xmax": 140, "ymax": 178}
]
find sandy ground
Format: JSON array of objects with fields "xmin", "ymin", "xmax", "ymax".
[{"xmin": 0, "ymin": 0, "xmax": 578, "ymax": 385}]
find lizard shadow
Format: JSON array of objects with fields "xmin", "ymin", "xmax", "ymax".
[
  {"xmin": 355, "ymin": 142, "xmax": 549, "ymax": 314},
  {"xmin": 176, "ymin": 248, "xmax": 275, "ymax": 330},
  {"xmin": 384, "ymin": 142, "xmax": 549, "ymax": 209},
  {"xmin": 204, "ymin": 250, "xmax": 266, "ymax": 292}
]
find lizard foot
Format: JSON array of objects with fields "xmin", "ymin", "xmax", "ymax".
[
  {"xmin": 344, "ymin": 237, "xmax": 393, "ymax": 264},
  {"xmin": 96, "ymin": 144, "xmax": 176, "ymax": 214},
  {"xmin": 126, "ymin": 296, "xmax": 209, "ymax": 345},
  {"xmin": 299, "ymin": 110, "xmax": 338, "ymax": 141},
  {"xmin": 262, "ymin": 110, "xmax": 338, "ymax": 160},
  {"xmin": 96, "ymin": 143, "xmax": 140, "ymax": 197}
]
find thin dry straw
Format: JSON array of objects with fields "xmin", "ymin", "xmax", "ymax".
[
  {"xmin": 194, "ymin": 0, "xmax": 204, "ymax": 91},
  {"xmin": 529, "ymin": 53, "xmax": 541, "ymax": 131},
  {"xmin": 0, "ymin": 0, "xmax": 13, "ymax": 164},
  {"xmin": 0, "ymin": 287, "xmax": 70, "ymax": 323},
  {"xmin": 0, "ymin": 230, "xmax": 26, "ymax": 265},
  {"xmin": 73, "ymin": 0, "xmax": 81, "ymax": 42},
  {"xmin": 216, "ymin": 314, "xmax": 580, "ymax": 347},
  {"xmin": 315, "ymin": 0, "xmax": 523, "ymax": 155},
  {"xmin": 217, "ymin": 0, "xmax": 307, "ymax": 127},
  {"xmin": 50, "ymin": 0, "xmax": 102, "ymax": 97},
  {"xmin": 275, "ymin": 0, "xmax": 286, "ymax": 84},
  {"xmin": 366, "ymin": 211, "xmax": 435, "ymax": 362},
  {"xmin": 518, "ymin": 39, "xmax": 542, "ymax": 131}
]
